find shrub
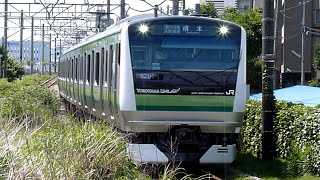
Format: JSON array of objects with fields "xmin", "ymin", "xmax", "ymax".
[{"xmin": 241, "ymin": 100, "xmax": 320, "ymax": 176}]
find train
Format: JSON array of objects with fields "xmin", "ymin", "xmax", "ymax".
[{"xmin": 58, "ymin": 14, "xmax": 247, "ymax": 164}]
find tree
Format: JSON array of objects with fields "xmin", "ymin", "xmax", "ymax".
[
  {"xmin": 0, "ymin": 46, "xmax": 25, "ymax": 82},
  {"xmin": 222, "ymin": 8, "xmax": 263, "ymax": 93},
  {"xmin": 222, "ymin": 8, "xmax": 262, "ymax": 60},
  {"xmin": 200, "ymin": 2, "xmax": 218, "ymax": 18},
  {"xmin": 309, "ymin": 44, "xmax": 320, "ymax": 87}
]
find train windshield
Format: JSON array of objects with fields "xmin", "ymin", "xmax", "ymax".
[{"xmin": 128, "ymin": 20, "xmax": 242, "ymax": 71}]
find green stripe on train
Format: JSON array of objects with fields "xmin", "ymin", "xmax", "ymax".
[{"xmin": 135, "ymin": 95, "xmax": 234, "ymax": 112}]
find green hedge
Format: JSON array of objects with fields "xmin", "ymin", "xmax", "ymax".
[{"xmin": 241, "ymin": 100, "xmax": 320, "ymax": 176}]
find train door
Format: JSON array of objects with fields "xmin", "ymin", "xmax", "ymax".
[
  {"xmin": 93, "ymin": 48, "xmax": 102, "ymax": 116},
  {"xmin": 107, "ymin": 45, "xmax": 114, "ymax": 118},
  {"xmin": 99, "ymin": 47, "xmax": 105, "ymax": 116},
  {"xmin": 76, "ymin": 55, "xmax": 81, "ymax": 106},
  {"xmin": 110, "ymin": 43, "xmax": 120, "ymax": 122},
  {"xmin": 102, "ymin": 47, "xmax": 110, "ymax": 117}
]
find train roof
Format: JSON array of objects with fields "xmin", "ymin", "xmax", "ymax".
[{"xmin": 62, "ymin": 14, "xmax": 244, "ymax": 56}]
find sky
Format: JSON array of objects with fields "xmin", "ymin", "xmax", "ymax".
[{"xmin": 0, "ymin": 0, "xmax": 200, "ymax": 41}]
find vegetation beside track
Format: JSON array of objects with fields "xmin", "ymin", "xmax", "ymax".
[
  {"xmin": 0, "ymin": 75, "xmax": 148, "ymax": 179},
  {"xmin": 239, "ymin": 100, "xmax": 320, "ymax": 178}
]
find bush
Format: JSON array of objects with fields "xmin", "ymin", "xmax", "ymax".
[
  {"xmin": 241, "ymin": 100, "xmax": 320, "ymax": 176},
  {"xmin": 0, "ymin": 75, "xmax": 59, "ymax": 122}
]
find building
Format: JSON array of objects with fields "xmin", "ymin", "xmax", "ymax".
[
  {"xmin": 6, "ymin": 40, "xmax": 50, "ymax": 65},
  {"xmin": 274, "ymin": 0, "xmax": 319, "ymax": 87},
  {"xmin": 200, "ymin": 0, "xmax": 250, "ymax": 14}
]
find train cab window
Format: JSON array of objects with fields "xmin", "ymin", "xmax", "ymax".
[
  {"xmin": 87, "ymin": 54, "xmax": 91, "ymax": 84},
  {"xmin": 95, "ymin": 52, "xmax": 100, "ymax": 85}
]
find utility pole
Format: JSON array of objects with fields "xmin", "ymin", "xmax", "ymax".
[
  {"xmin": 172, "ymin": 0, "xmax": 179, "ymax": 15},
  {"xmin": 120, "ymin": 0, "xmax": 125, "ymax": 19},
  {"xmin": 19, "ymin": 10, "xmax": 24, "ymax": 64},
  {"xmin": 30, "ymin": 17, "xmax": 34, "ymax": 74},
  {"xmin": 107, "ymin": 0, "xmax": 111, "ymax": 26},
  {"xmin": 301, "ymin": 0, "xmax": 306, "ymax": 85},
  {"xmin": 262, "ymin": 0, "xmax": 275, "ymax": 160},
  {"xmin": 3, "ymin": 0, "xmax": 8, "ymax": 78},
  {"xmin": 49, "ymin": 33, "xmax": 51, "ymax": 75},
  {"xmin": 154, "ymin": 5, "xmax": 158, "ymax": 17},
  {"xmin": 42, "ymin": 24, "xmax": 45, "ymax": 75},
  {"xmin": 273, "ymin": 0, "xmax": 279, "ymax": 89},
  {"xmin": 54, "ymin": 37, "xmax": 57, "ymax": 73}
]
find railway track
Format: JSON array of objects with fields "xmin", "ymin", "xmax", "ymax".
[{"xmin": 42, "ymin": 75, "xmax": 58, "ymax": 88}]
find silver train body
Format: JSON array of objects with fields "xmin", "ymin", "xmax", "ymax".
[{"xmin": 58, "ymin": 14, "xmax": 247, "ymax": 164}]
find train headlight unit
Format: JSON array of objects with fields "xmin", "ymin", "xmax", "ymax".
[
  {"xmin": 139, "ymin": 24, "xmax": 149, "ymax": 34},
  {"xmin": 219, "ymin": 25, "xmax": 229, "ymax": 36}
]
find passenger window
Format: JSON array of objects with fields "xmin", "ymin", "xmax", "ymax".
[
  {"xmin": 116, "ymin": 43, "xmax": 120, "ymax": 65},
  {"xmin": 101, "ymin": 48, "xmax": 104, "ymax": 86},
  {"xmin": 87, "ymin": 54, "xmax": 91, "ymax": 84},
  {"xmin": 105, "ymin": 50, "xmax": 108, "ymax": 85},
  {"xmin": 75, "ymin": 57, "xmax": 78, "ymax": 81},
  {"xmin": 95, "ymin": 52, "xmax": 100, "ymax": 85}
]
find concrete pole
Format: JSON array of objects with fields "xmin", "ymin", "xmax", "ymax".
[
  {"xmin": 154, "ymin": 5, "xmax": 158, "ymax": 17},
  {"xmin": 262, "ymin": 0, "xmax": 275, "ymax": 160},
  {"xmin": 54, "ymin": 37, "xmax": 57, "ymax": 73},
  {"xmin": 41, "ymin": 24, "xmax": 45, "ymax": 75},
  {"xmin": 172, "ymin": 0, "xmax": 179, "ymax": 15},
  {"xmin": 301, "ymin": 0, "xmax": 305, "ymax": 85},
  {"xmin": 49, "ymin": 33, "xmax": 52, "ymax": 75},
  {"xmin": 30, "ymin": 17, "xmax": 34, "ymax": 74},
  {"xmin": 120, "ymin": 0, "xmax": 125, "ymax": 19},
  {"xmin": 19, "ymin": 10, "xmax": 24, "ymax": 64},
  {"xmin": 107, "ymin": 0, "xmax": 111, "ymax": 26},
  {"xmin": 3, "ymin": 0, "xmax": 8, "ymax": 78}
]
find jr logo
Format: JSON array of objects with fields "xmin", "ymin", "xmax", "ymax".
[{"xmin": 226, "ymin": 90, "xmax": 235, "ymax": 96}]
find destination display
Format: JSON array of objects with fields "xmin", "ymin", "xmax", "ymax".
[{"xmin": 150, "ymin": 24, "xmax": 230, "ymax": 36}]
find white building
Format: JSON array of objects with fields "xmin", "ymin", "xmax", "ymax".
[{"xmin": 200, "ymin": 0, "xmax": 250, "ymax": 14}]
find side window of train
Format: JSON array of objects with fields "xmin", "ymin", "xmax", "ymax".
[
  {"xmin": 105, "ymin": 49, "xmax": 109, "ymax": 85},
  {"xmin": 95, "ymin": 51, "xmax": 100, "ymax": 85},
  {"xmin": 80, "ymin": 55, "xmax": 83, "ymax": 82},
  {"xmin": 100, "ymin": 48, "xmax": 104, "ymax": 86},
  {"xmin": 84, "ymin": 53, "xmax": 87, "ymax": 83},
  {"xmin": 91, "ymin": 50, "xmax": 95, "ymax": 85},
  {"xmin": 87, "ymin": 53, "xmax": 91, "ymax": 84},
  {"xmin": 68, "ymin": 58, "xmax": 71, "ymax": 80},
  {"xmin": 75, "ymin": 56, "xmax": 78, "ymax": 82},
  {"xmin": 110, "ymin": 45, "xmax": 114, "ymax": 76},
  {"xmin": 116, "ymin": 43, "xmax": 120, "ymax": 65},
  {"xmin": 71, "ymin": 58, "xmax": 74, "ymax": 82}
]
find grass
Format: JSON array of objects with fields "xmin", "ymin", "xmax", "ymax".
[{"xmin": 232, "ymin": 153, "xmax": 320, "ymax": 180}]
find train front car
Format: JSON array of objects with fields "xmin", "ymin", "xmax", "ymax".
[{"xmin": 120, "ymin": 16, "xmax": 246, "ymax": 164}]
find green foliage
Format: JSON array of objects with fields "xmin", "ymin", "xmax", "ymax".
[
  {"xmin": 222, "ymin": 8, "xmax": 263, "ymax": 93},
  {"xmin": 0, "ymin": 46, "xmax": 25, "ymax": 82},
  {"xmin": 309, "ymin": 79, "xmax": 320, "ymax": 87},
  {"xmin": 16, "ymin": 118, "xmax": 145, "ymax": 179},
  {"xmin": 0, "ymin": 75, "xmax": 59, "ymax": 122},
  {"xmin": 241, "ymin": 100, "xmax": 320, "ymax": 176},
  {"xmin": 200, "ymin": 2, "xmax": 218, "ymax": 18},
  {"xmin": 313, "ymin": 44, "xmax": 320, "ymax": 70},
  {"xmin": 222, "ymin": 8, "xmax": 262, "ymax": 60}
]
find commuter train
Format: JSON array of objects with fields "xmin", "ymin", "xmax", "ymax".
[{"xmin": 58, "ymin": 14, "xmax": 247, "ymax": 164}]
